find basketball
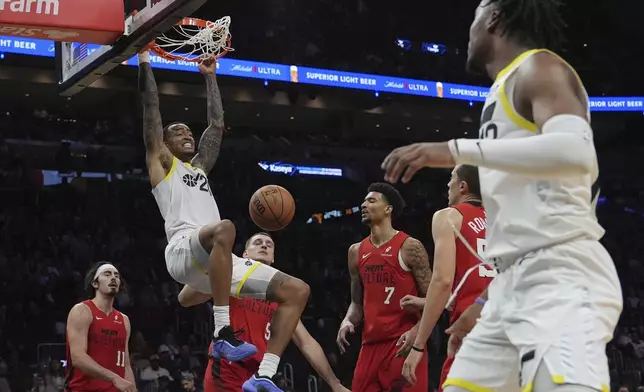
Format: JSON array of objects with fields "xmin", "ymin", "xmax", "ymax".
[{"xmin": 249, "ymin": 185, "xmax": 296, "ymax": 231}]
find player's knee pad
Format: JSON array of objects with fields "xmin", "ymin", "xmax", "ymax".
[{"xmin": 532, "ymin": 360, "xmax": 598, "ymax": 392}]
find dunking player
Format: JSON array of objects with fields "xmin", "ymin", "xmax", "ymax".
[
  {"xmin": 382, "ymin": 1, "xmax": 623, "ymax": 392},
  {"xmin": 65, "ymin": 262, "xmax": 135, "ymax": 392},
  {"xmin": 337, "ymin": 183, "xmax": 432, "ymax": 392},
  {"xmin": 178, "ymin": 232, "xmax": 350, "ymax": 392},
  {"xmin": 138, "ymin": 51, "xmax": 310, "ymax": 388},
  {"xmin": 400, "ymin": 165, "xmax": 494, "ymax": 387}
]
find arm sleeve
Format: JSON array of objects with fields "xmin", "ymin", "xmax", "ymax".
[{"xmin": 449, "ymin": 114, "xmax": 595, "ymax": 179}]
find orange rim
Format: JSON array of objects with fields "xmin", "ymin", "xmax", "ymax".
[{"xmin": 147, "ymin": 17, "xmax": 232, "ymax": 62}]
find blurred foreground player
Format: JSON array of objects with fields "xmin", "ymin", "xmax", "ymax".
[
  {"xmin": 401, "ymin": 165, "xmax": 494, "ymax": 387},
  {"xmin": 65, "ymin": 262, "xmax": 135, "ymax": 392},
  {"xmin": 382, "ymin": 1, "xmax": 623, "ymax": 391},
  {"xmin": 337, "ymin": 183, "xmax": 431, "ymax": 392},
  {"xmin": 178, "ymin": 233, "xmax": 346, "ymax": 392},
  {"xmin": 139, "ymin": 51, "xmax": 309, "ymax": 370}
]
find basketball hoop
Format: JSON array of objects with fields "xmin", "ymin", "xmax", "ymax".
[{"xmin": 147, "ymin": 16, "xmax": 233, "ymax": 62}]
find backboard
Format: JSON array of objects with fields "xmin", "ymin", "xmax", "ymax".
[{"xmin": 55, "ymin": 0, "xmax": 206, "ymax": 96}]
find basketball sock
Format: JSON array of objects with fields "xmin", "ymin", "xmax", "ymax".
[
  {"xmin": 257, "ymin": 353, "xmax": 280, "ymax": 378},
  {"xmin": 212, "ymin": 305, "xmax": 230, "ymax": 337}
]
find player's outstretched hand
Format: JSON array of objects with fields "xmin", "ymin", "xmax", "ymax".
[
  {"xmin": 399, "ymin": 295, "xmax": 424, "ymax": 312},
  {"xmin": 395, "ymin": 327, "xmax": 418, "ymax": 358},
  {"xmin": 381, "ymin": 142, "xmax": 454, "ymax": 184},
  {"xmin": 401, "ymin": 349, "xmax": 423, "ymax": 385},
  {"xmin": 199, "ymin": 57, "xmax": 217, "ymax": 74},
  {"xmin": 336, "ymin": 320, "xmax": 355, "ymax": 354},
  {"xmin": 112, "ymin": 377, "xmax": 136, "ymax": 392}
]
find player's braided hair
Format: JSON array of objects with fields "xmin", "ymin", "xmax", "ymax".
[
  {"xmin": 485, "ymin": 0, "xmax": 567, "ymax": 49},
  {"xmin": 368, "ymin": 182, "xmax": 406, "ymax": 219}
]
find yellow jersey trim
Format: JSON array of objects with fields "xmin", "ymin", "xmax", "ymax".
[
  {"xmin": 497, "ymin": 48, "xmax": 587, "ymax": 133},
  {"xmin": 442, "ymin": 378, "xmax": 494, "ymax": 392},
  {"xmin": 494, "ymin": 49, "xmax": 541, "ymax": 84},
  {"xmin": 499, "ymin": 78, "xmax": 538, "ymax": 133},
  {"xmin": 191, "ymin": 256, "xmax": 207, "ymax": 276},
  {"xmin": 186, "ymin": 161, "xmax": 207, "ymax": 174},
  {"xmin": 162, "ymin": 157, "xmax": 178, "ymax": 183},
  {"xmin": 235, "ymin": 262, "xmax": 262, "ymax": 298}
]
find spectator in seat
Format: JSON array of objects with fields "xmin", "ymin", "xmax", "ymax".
[{"xmin": 140, "ymin": 354, "xmax": 173, "ymax": 382}]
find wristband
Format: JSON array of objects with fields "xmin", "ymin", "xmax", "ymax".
[
  {"xmin": 411, "ymin": 346, "xmax": 424, "ymax": 353},
  {"xmin": 475, "ymin": 297, "xmax": 486, "ymax": 306}
]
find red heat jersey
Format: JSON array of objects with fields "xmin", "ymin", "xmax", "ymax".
[
  {"xmin": 449, "ymin": 202, "xmax": 494, "ymax": 323},
  {"xmin": 358, "ymin": 231, "xmax": 420, "ymax": 345},
  {"xmin": 208, "ymin": 297, "xmax": 277, "ymax": 369},
  {"xmin": 65, "ymin": 300, "xmax": 127, "ymax": 392}
]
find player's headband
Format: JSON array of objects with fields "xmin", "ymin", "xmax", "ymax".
[{"xmin": 94, "ymin": 263, "xmax": 118, "ymax": 280}]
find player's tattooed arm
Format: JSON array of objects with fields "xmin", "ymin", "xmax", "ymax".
[
  {"xmin": 138, "ymin": 60, "xmax": 172, "ymax": 168},
  {"xmin": 344, "ymin": 243, "xmax": 364, "ymax": 325},
  {"xmin": 192, "ymin": 62, "xmax": 224, "ymax": 174},
  {"xmin": 402, "ymin": 237, "xmax": 432, "ymax": 297}
]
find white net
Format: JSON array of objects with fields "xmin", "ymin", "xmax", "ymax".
[{"xmin": 153, "ymin": 15, "xmax": 233, "ymax": 61}]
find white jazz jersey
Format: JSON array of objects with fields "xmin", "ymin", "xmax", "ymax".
[
  {"xmin": 477, "ymin": 49, "xmax": 604, "ymax": 261},
  {"xmin": 152, "ymin": 157, "xmax": 221, "ymax": 243}
]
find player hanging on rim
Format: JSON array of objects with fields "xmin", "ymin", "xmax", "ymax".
[
  {"xmin": 382, "ymin": 1, "xmax": 623, "ymax": 392},
  {"xmin": 178, "ymin": 232, "xmax": 351, "ymax": 392},
  {"xmin": 65, "ymin": 262, "xmax": 135, "ymax": 392},
  {"xmin": 138, "ymin": 51, "xmax": 311, "ymax": 386},
  {"xmin": 337, "ymin": 182, "xmax": 432, "ymax": 392},
  {"xmin": 399, "ymin": 165, "xmax": 495, "ymax": 388}
]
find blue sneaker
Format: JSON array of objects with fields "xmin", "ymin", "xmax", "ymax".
[
  {"xmin": 211, "ymin": 326, "xmax": 258, "ymax": 362},
  {"xmin": 242, "ymin": 374, "xmax": 283, "ymax": 392}
]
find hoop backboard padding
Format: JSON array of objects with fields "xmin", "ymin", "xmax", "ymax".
[
  {"xmin": 0, "ymin": 0, "xmax": 124, "ymax": 44},
  {"xmin": 149, "ymin": 16, "xmax": 233, "ymax": 62},
  {"xmin": 56, "ymin": 0, "xmax": 207, "ymax": 96}
]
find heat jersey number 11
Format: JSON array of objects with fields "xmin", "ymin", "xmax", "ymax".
[{"xmin": 116, "ymin": 351, "xmax": 126, "ymax": 367}]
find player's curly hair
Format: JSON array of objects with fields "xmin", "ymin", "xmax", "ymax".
[
  {"xmin": 456, "ymin": 165, "xmax": 482, "ymax": 199},
  {"xmin": 245, "ymin": 232, "xmax": 273, "ymax": 249},
  {"xmin": 368, "ymin": 182, "xmax": 406, "ymax": 219},
  {"xmin": 485, "ymin": 0, "xmax": 567, "ymax": 49},
  {"xmin": 84, "ymin": 261, "xmax": 127, "ymax": 299}
]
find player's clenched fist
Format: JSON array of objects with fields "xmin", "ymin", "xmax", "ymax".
[
  {"xmin": 336, "ymin": 320, "xmax": 355, "ymax": 354},
  {"xmin": 198, "ymin": 57, "xmax": 217, "ymax": 74}
]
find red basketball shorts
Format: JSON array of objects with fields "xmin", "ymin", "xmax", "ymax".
[
  {"xmin": 204, "ymin": 357, "xmax": 256, "ymax": 392},
  {"xmin": 352, "ymin": 339, "xmax": 428, "ymax": 392}
]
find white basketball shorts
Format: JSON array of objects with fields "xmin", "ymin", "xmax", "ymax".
[
  {"xmin": 444, "ymin": 239, "xmax": 622, "ymax": 392},
  {"xmin": 164, "ymin": 227, "xmax": 279, "ymax": 299}
]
